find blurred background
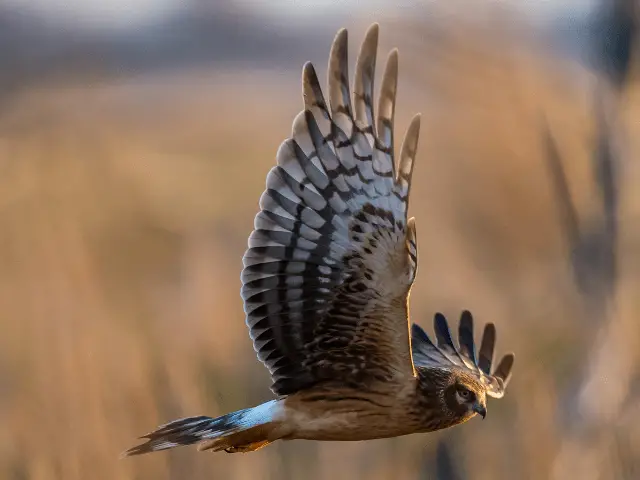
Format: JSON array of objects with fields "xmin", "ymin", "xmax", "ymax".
[{"xmin": 0, "ymin": 0, "xmax": 638, "ymax": 479}]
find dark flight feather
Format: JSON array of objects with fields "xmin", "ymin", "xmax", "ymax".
[{"xmin": 411, "ymin": 311, "xmax": 514, "ymax": 398}]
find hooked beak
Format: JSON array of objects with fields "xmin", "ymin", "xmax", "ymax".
[{"xmin": 472, "ymin": 403, "xmax": 486, "ymax": 419}]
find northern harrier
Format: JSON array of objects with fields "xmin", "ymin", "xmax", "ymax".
[{"xmin": 123, "ymin": 23, "xmax": 514, "ymax": 457}]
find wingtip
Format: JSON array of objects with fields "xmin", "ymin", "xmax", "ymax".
[
  {"xmin": 501, "ymin": 352, "xmax": 516, "ymax": 369},
  {"xmin": 402, "ymin": 114, "xmax": 422, "ymax": 157},
  {"xmin": 433, "ymin": 312, "xmax": 447, "ymax": 325},
  {"xmin": 332, "ymin": 27, "xmax": 348, "ymax": 47},
  {"xmin": 483, "ymin": 322, "xmax": 496, "ymax": 335},
  {"xmin": 336, "ymin": 26, "xmax": 348, "ymax": 36},
  {"xmin": 302, "ymin": 61, "xmax": 314, "ymax": 77},
  {"xmin": 384, "ymin": 48, "xmax": 399, "ymax": 74},
  {"xmin": 362, "ymin": 23, "xmax": 380, "ymax": 47},
  {"xmin": 356, "ymin": 24, "xmax": 379, "ymax": 66},
  {"xmin": 457, "ymin": 310, "xmax": 476, "ymax": 362},
  {"xmin": 495, "ymin": 352, "xmax": 515, "ymax": 384},
  {"xmin": 302, "ymin": 61, "xmax": 325, "ymax": 109},
  {"xmin": 433, "ymin": 312, "xmax": 454, "ymax": 341},
  {"xmin": 365, "ymin": 22, "xmax": 380, "ymax": 34},
  {"xmin": 411, "ymin": 322, "xmax": 429, "ymax": 341}
]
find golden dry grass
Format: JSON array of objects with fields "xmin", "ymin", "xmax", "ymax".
[{"xmin": 0, "ymin": 17, "xmax": 638, "ymax": 480}]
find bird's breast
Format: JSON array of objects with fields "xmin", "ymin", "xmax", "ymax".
[{"xmin": 282, "ymin": 387, "xmax": 421, "ymax": 441}]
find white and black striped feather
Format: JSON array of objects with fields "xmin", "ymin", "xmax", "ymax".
[{"xmin": 241, "ymin": 24, "xmax": 421, "ymax": 396}]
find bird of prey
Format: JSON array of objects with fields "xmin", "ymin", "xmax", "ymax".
[{"xmin": 123, "ymin": 23, "xmax": 514, "ymax": 457}]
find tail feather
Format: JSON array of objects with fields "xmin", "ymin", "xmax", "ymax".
[{"xmin": 121, "ymin": 400, "xmax": 281, "ymax": 457}]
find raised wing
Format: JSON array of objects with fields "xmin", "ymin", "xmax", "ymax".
[
  {"xmin": 241, "ymin": 24, "xmax": 421, "ymax": 396},
  {"xmin": 411, "ymin": 311, "xmax": 515, "ymax": 398}
]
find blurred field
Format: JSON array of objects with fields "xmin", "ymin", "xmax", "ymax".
[{"xmin": 0, "ymin": 8, "xmax": 639, "ymax": 480}]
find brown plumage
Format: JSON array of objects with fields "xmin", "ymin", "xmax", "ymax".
[{"xmin": 122, "ymin": 23, "xmax": 514, "ymax": 458}]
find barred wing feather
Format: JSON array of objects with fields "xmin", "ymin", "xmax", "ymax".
[{"xmin": 241, "ymin": 24, "xmax": 422, "ymax": 396}]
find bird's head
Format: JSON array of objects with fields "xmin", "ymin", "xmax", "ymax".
[
  {"xmin": 417, "ymin": 367, "xmax": 488, "ymax": 430},
  {"xmin": 442, "ymin": 370, "xmax": 487, "ymax": 421}
]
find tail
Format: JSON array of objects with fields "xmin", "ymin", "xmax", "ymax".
[{"xmin": 121, "ymin": 400, "xmax": 283, "ymax": 457}]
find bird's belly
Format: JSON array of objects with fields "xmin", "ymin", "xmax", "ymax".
[{"xmin": 284, "ymin": 402, "xmax": 412, "ymax": 441}]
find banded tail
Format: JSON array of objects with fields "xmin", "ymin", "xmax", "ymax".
[{"xmin": 122, "ymin": 400, "xmax": 283, "ymax": 456}]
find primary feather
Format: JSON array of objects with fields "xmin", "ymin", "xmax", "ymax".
[{"xmin": 411, "ymin": 311, "xmax": 515, "ymax": 398}]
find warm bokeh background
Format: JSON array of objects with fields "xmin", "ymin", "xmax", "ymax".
[{"xmin": 0, "ymin": 1, "xmax": 638, "ymax": 479}]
